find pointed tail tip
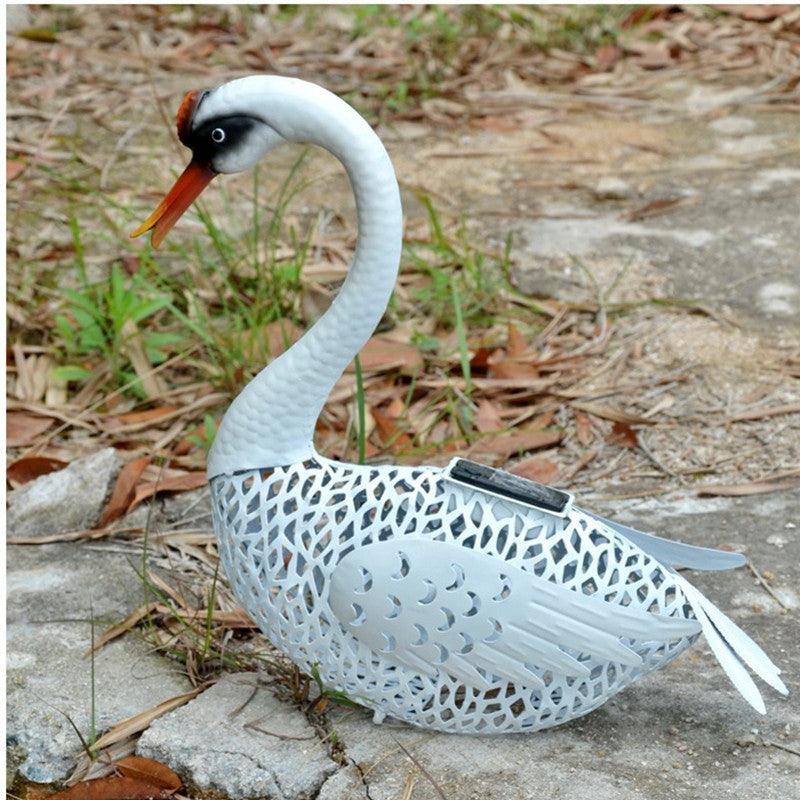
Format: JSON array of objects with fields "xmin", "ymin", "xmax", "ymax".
[
  {"xmin": 674, "ymin": 571, "xmax": 788, "ymax": 712},
  {"xmin": 748, "ymin": 693, "xmax": 767, "ymax": 716},
  {"xmin": 770, "ymin": 671, "xmax": 789, "ymax": 697}
]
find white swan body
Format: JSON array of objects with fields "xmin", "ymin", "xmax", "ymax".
[{"xmin": 133, "ymin": 75, "xmax": 786, "ymax": 733}]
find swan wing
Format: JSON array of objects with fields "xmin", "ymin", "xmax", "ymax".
[{"xmin": 329, "ymin": 538, "xmax": 700, "ymax": 690}]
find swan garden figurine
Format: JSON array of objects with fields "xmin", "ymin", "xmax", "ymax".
[{"xmin": 132, "ymin": 75, "xmax": 786, "ymax": 733}]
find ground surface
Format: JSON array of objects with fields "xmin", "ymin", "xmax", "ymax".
[{"xmin": 6, "ymin": 6, "xmax": 800, "ymax": 800}]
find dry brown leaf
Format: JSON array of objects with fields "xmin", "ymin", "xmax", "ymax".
[
  {"xmin": 469, "ymin": 346, "xmax": 493, "ymax": 373},
  {"xmin": 119, "ymin": 318, "xmax": 168, "ymax": 400},
  {"xmin": 207, "ymin": 608, "xmax": 256, "ymax": 628},
  {"xmin": 715, "ymin": 5, "xmax": 793, "ymax": 21},
  {"xmin": 351, "ymin": 333, "xmax": 424, "ymax": 373},
  {"xmin": 92, "ymin": 602, "xmax": 161, "ymax": 652},
  {"xmin": 575, "ymin": 411, "xmax": 594, "ymax": 446},
  {"xmin": 594, "ymin": 45, "xmax": 623, "ymax": 72},
  {"xmin": 488, "ymin": 359, "xmax": 540, "ymax": 380},
  {"xmin": 474, "ymin": 428, "xmax": 562, "ymax": 459},
  {"xmin": 128, "ymin": 470, "xmax": 208, "ymax": 513},
  {"xmin": 608, "ymin": 421, "xmax": 640, "ymax": 449},
  {"xmin": 7, "ymin": 159, "xmax": 26, "ymax": 181},
  {"xmin": 42, "ymin": 775, "xmax": 177, "ymax": 800},
  {"xmin": 371, "ymin": 405, "xmax": 413, "ymax": 452},
  {"xmin": 108, "ymin": 406, "xmax": 182, "ymax": 426},
  {"xmin": 510, "ymin": 457, "xmax": 560, "ymax": 484},
  {"xmin": 97, "ymin": 456, "xmax": 152, "ymax": 528},
  {"xmin": 629, "ymin": 41, "xmax": 678, "ymax": 70},
  {"xmin": 506, "ymin": 324, "xmax": 527, "ymax": 359},
  {"xmin": 7, "ymin": 411, "xmax": 54, "ymax": 446},
  {"xmin": 121, "ymin": 253, "xmax": 142, "ymax": 276},
  {"xmin": 263, "ymin": 318, "xmax": 304, "ymax": 357},
  {"xmin": 469, "ymin": 115, "xmax": 521, "ymax": 133},
  {"xmin": 728, "ymin": 402, "xmax": 800, "ymax": 422},
  {"xmin": 620, "ymin": 5, "xmax": 673, "ymax": 28},
  {"xmin": 474, "ymin": 399, "xmax": 504, "ymax": 433},
  {"xmin": 7, "ymin": 455, "xmax": 68, "ymax": 486},
  {"xmin": 115, "ymin": 756, "xmax": 181, "ymax": 791},
  {"xmin": 623, "ymin": 196, "xmax": 696, "ymax": 222},
  {"xmin": 698, "ymin": 479, "xmax": 800, "ymax": 497},
  {"xmin": 91, "ymin": 689, "xmax": 203, "ymax": 752},
  {"xmin": 571, "ymin": 401, "xmax": 657, "ymax": 426}
]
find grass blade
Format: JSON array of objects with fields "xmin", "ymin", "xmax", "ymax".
[{"xmin": 353, "ymin": 353, "xmax": 367, "ymax": 465}]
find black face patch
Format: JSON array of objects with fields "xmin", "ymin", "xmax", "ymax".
[{"xmin": 186, "ymin": 116, "xmax": 256, "ymax": 166}]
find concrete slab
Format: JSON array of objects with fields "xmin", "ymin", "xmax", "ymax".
[
  {"xmin": 137, "ymin": 676, "xmax": 339, "ymax": 800},
  {"xmin": 508, "ymin": 110, "xmax": 800, "ymax": 330},
  {"xmin": 6, "ymin": 542, "xmax": 192, "ymax": 783}
]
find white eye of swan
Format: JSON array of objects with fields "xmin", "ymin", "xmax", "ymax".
[{"xmin": 211, "ymin": 128, "xmax": 226, "ymax": 143}]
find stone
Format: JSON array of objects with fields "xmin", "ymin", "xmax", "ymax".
[
  {"xmin": 7, "ymin": 448, "xmax": 119, "ymax": 537},
  {"xmin": 709, "ymin": 116, "xmax": 757, "ymax": 136},
  {"xmin": 594, "ymin": 175, "xmax": 635, "ymax": 200}
]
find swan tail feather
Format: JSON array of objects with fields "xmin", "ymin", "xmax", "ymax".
[{"xmin": 673, "ymin": 571, "xmax": 787, "ymax": 713}]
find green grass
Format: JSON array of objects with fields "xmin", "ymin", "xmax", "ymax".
[
  {"xmin": 53, "ymin": 218, "xmax": 182, "ymax": 394},
  {"xmin": 404, "ymin": 194, "xmax": 516, "ymax": 333}
]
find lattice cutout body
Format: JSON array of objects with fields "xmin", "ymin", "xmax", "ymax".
[{"xmin": 210, "ymin": 456, "xmax": 704, "ymax": 733}]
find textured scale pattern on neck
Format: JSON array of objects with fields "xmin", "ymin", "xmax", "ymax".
[{"xmin": 210, "ymin": 459, "xmax": 701, "ymax": 733}]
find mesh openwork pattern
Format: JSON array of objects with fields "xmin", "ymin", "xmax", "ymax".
[{"xmin": 210, "ymin": 457, "xmax": 699, "ymax": 733}]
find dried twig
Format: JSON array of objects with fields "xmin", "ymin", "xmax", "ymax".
[{"xmin": 746, "ymin": 561, "xmax": 791, "ymax": 612}]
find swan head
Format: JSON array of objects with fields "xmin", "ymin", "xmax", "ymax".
[{"xmin": 130, "ymin": 83, "xmax": 285, "ymax": 247}]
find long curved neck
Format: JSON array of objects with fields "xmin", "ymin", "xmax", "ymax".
[{"xmin": 208, "ymin": 79, "xmax": 402, "ymax": 477}]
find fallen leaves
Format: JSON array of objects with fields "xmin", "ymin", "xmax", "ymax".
[
  {"xmin": 622, "ymin": 196, "xmax": 698, "ymax": 222},
  {"xmin": 119, "ymin": 319, "xmax": 169, "ymax": 401},
  {"xmin": 510, "ymin": 456, "xmax": 560, "ymax": 484},
  {"xmin": 698, "ymin": 469, "xmax": 800, "ymax": 497},
  {"xmin": 7, "ymin": 411, "xmax": 54, "ymax": 446},
  {"xmin": 93, "ymin": 601, "xmax": 256, "ymax": 654},
  {"xmin": 7, "ymin": 455, "xmax": 67, "ymax": 486},
  {"xmin": 371, "ymin": 399, "xmax": 413, "ymax": 453},
  {"xmin": 44, "ymin": 776, "xmax": 168, "ymax": 800},
  {"xmin": 7, "ymin": 158, "xmax": 26, "ymax": 181},
  {"xmin": 570, "ymin": 401, "xmax": 657, "ymax": 427},
  {"xmin": 607, "ymin": 421, "xmax": 640, "ymax": 449},
  {"xmin": 349, "ymin": 332, "xmax": 425, "ymax": 374},
  {"xmin": 716, "ymin": 5, "xmax": 795, "ymax": 23},
  {"xmin": 92, "ymin": 455, "xmax": 208, "ymax": 527},
  {"xmin": 727, "ymin": 402, "xmax": 800, "ymax": 422},
  {"xmin": 471, "ymin": 428, "xmax": 563, "ymax": 462},
  {"xmin": 38, "ymin": 756, "xmax": 181, "ymax": 800},
  {"xmin": 594, "ymin": 45, "xmax": 624, "ymax": 73},
  {"xmin": 474, "ymin": 399, "xmax": 504, "ymax": 434},
  {"xmin": 96, "ymin": 456, "xmax": 152, "ymax": 528},
  {"xmin": 129, "ymin": 469, "xmax": 207, "ymax": 508},
  {"xmin": 698, "ymin": 480, "xmax": 800, "ymax": 497},
  {"xmin": 90, "ymin": 692, "xmax": 203, "ymax": 754}
]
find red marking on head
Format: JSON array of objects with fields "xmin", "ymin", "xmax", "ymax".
[{"xmin": 176, "ymin": 90, "xmax": 202, "ymax": 147}]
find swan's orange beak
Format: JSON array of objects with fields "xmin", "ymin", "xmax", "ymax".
[{"xmin": 130, "ymin": 160, "xmax": 216, "ymax": 248}]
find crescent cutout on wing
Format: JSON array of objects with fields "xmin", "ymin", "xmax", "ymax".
[{"xmin": 329, "ymin": 538, "xmax": 701, "ymax": 690}]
